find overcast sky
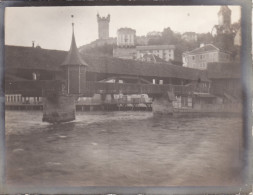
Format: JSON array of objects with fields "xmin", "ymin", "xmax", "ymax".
[{"xmin": 5, "ymin": 6, "xmax": 241, "ymax": 51}]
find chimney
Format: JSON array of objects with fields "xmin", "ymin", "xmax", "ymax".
[{"xmin": 32, "ymin": 41, "xmax": 35, "ymax": 48}]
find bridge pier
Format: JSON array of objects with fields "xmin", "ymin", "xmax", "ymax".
[
  {"xmin": 42, "ymin": 95, "xmax": 76, "ymax": 123},
  {"xmin": 152, "ymin": 92, "xmax": 175, "ymax": 115}
]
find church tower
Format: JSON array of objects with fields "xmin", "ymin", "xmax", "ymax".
[
  {"xmin": 212, "ymin": 6, "xmax": 234, "ymax": 51},
  {"xmin": 218, "ymin": 6, "xmax": 231, "ymax": 29},
  {"xmin": 97, "ymin": 13, "xmax": 110, "ymax": 39}
]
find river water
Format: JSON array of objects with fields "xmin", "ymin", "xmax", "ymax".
[{"xmin": 5, "ymin": 111, "xmax": 244, "ymax": 186}]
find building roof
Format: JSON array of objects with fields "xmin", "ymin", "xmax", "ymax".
[
  {"xmin": 5, "ymin": 45, "xmax": 208, "ymax": 81},
  {"xmin": 207, "ymin": 62, "xmax": 241, "ymax": 79},
  {"xmin": 136, "ymin": 45, "xmax": 175, "ymax": 51},
  {"xmin": 183, "ymin": 44, "xmax": 230, "ymax": 55},
  {"xmin": 117, "ymin": 28, "xmax": 136, "ymax": 33},
  {"xmin": 62, "ymin": 27, "xmax": 88, "ymax": 66}
]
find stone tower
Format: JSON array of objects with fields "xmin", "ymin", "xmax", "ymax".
[
  {"xmin": 97, "ymin": 13, "xmax": 110, "ymax": 39},
  {"xmin": 213, "ymin": 6, "xmax": 234, "ymax": 51},
  {"xmin": 218, "ymin": 6, "xmax": 231, "ymax": 28}
]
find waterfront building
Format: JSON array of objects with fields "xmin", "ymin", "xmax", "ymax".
[
  {"xmin": 136, "ymin": 45, "xmax": 175, "ymax": 62},
  {"xmin": 182, "ymin": 32, "xmax": 198, "ymax": 42},
  {"xmin": 117, "ymin": 28, "xmax": 136, "ymax": 47},
  {"xmin": 182, "ymin": 44, "xmax": 231, "ymax": 70},
  {"xmin": 97, "ymin": 13, "xmax": 110, "ymax": 39}
]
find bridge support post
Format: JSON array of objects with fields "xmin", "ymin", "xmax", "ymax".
[
  {"xmin": 42, "ymin": 95, "xmax": 76, "ymax": 123},
  {"xmin": 152, "ymin": 92, "xmax": 175, "ymax": 115}
]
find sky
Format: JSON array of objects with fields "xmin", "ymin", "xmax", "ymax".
[{"xmin": 5, "ymin": 6, "xmax": 241, "ymax": 51}]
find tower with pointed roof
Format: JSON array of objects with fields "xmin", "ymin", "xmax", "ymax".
[
  {"xmin": 97, "ymin": 13, "xmax": 110, "ymax": 39},
  {"xmin": 61, "ymin": 21, "xmax": 88, "ymax": 94}
]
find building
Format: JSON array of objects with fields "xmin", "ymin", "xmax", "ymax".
[
  {"xmin": 136, "ymin": 45, "xmax": 175, "ymax": 62},
  {"xmin": 113, "ymin": 27, "xmax": 137, "ymax": 59},
  {"xmin": 137, "ymin": 53, "xmax": 167, "ymax": 63},
  {"xmin": 182, "ymin": 32, "xmax": 198, "ymax": 42},
  {"xmin": 182, "ymin": 44, "xmax": 231, "ymax": 70},
  {"xmin": 113, "ymin": 47, "xmax": 136, "ymax": 60},
  {"xmin": 97, "ymin": 13, "xmax": 110, "ymax": 39},
  {"xmin": 117, "ymin": 28, "xmax": 136, "ymax": 47}
]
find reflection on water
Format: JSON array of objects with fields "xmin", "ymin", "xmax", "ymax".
[{"xmin": 5, "ymin": 111, "xmax": 243, "ymax": 186}]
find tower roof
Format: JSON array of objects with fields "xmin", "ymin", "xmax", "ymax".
[
  {"xmin": 62, "ymin": 24, "xmax": 88, "ymax": 66},
  {"xmin": 218, "ymin": 6, "xmax": 231, "ymax": 15}
]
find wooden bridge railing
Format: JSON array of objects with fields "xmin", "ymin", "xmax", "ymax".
[{"xmin": 5, "ymin": 80, "xmax": 209, "ymax": 97}]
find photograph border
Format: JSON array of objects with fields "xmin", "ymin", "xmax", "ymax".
[{"xmin": 0, "ymin": 0, "xmax": 252, "ymax": 194}]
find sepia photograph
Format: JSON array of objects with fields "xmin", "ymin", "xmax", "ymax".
[{"xmin": 1, "ymin": 1, "xmax": 252, "ymax": 194}]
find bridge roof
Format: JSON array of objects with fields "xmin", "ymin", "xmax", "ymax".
[
  {"xmin": 5, "ymin": 45, "xmax": 208, "ymax": 81},
  {"xmin": 207, "ymin": 62, "xmax": 241, "ymax": 79}
]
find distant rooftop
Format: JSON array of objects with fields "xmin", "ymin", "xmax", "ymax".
[
  {"xmin": 136, "ymin": 45, "xmax": 175, "ymax": 50},
  {"xmin": 183, "ymin": 44, "xmax": 231, "ymax": 55},
  {"xmin": 117, "ymin": 28, "xmax": 136, "ymax": 33}
]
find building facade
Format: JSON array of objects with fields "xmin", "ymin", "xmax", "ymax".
[
  {"xmin": 182, "ymin": 32, "xmax": 198, "ymax": 42},
  {"xmin": 117, "ymin": 28, "xmax": 136, "ymax": 47},
  {"xmin": 182, "ymin": 44, "xmax": 231, "ymax": 70},
  {"xmin": 97, "ymin": 14, "xmax": 110, "ymax": 39},
  {"xmin": 113, "ymin": 47, "xmax": 137, "ymax": 60},
  {"xmin": 136, "ymin": 45, "xmax": 175, "ymax": 62}
]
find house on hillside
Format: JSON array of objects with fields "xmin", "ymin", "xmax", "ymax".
[
  {"xmin": 182, "ymin": 32, "xmax": 198, "ymax": 42},
  {"xmin": 182, "ymin": 44, "xmax": 231, "ymax": 70},
  {"xmin": 136, "ymin": 45, "xmax": 175, "ymax": 62}
]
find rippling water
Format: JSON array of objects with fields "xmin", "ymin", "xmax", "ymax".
[{"xmin": 5, "ymin": 110, "xmax": 244, "ymax": 186}]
